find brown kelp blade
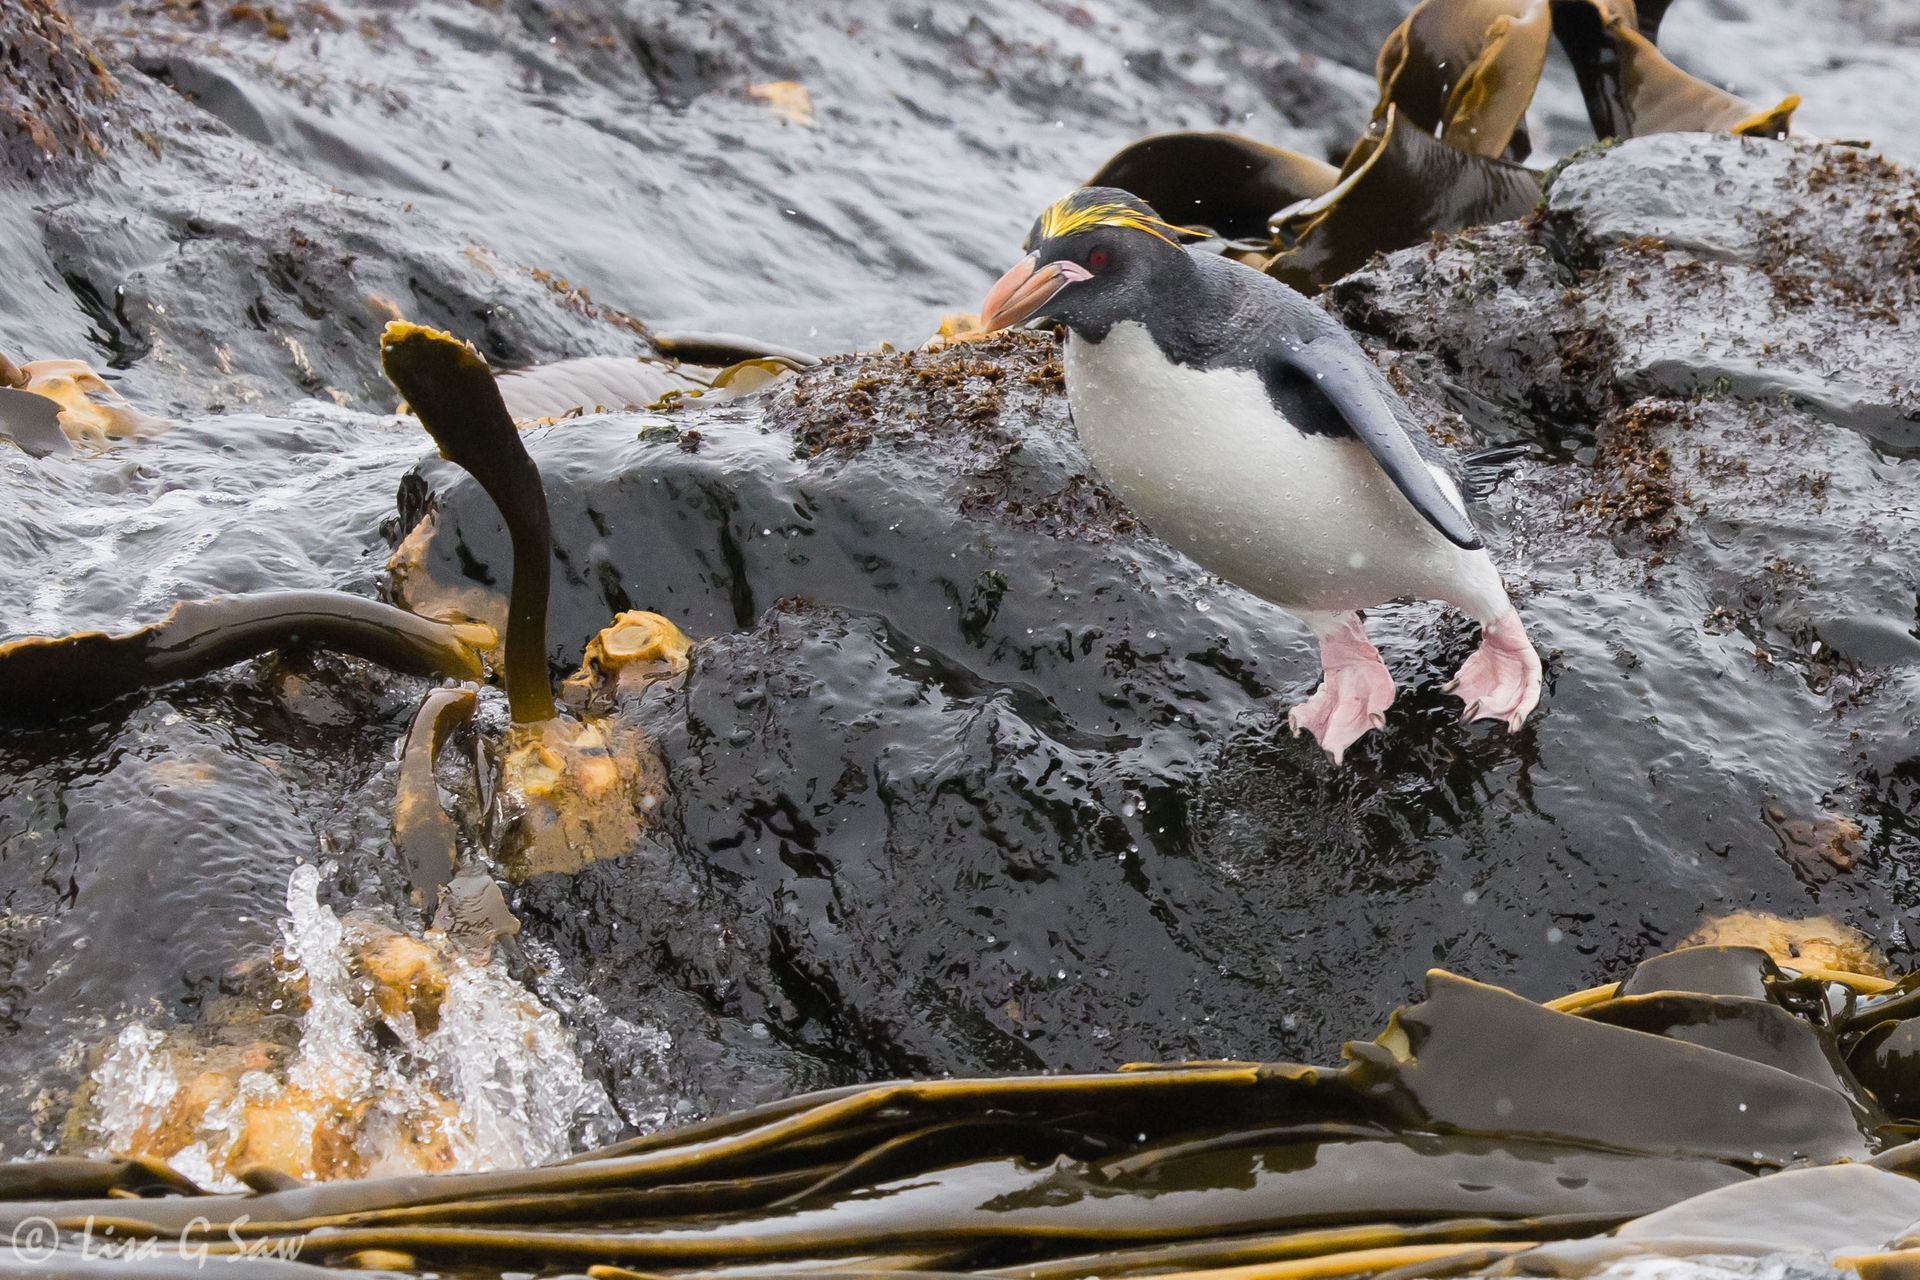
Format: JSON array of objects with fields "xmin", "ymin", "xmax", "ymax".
[
  {"xmin": 983, "ymin": 1213, "xmax": 1629, "ymax": 1280},
  {"xmin": 0, "ymin": 1064, "xmax": 1286, "ymax": 1232},
  {"xmin": 0, "ymin": 385, "xmax": 71, "ymax": 457},
  {"xmin": 652, "ymin": 330, "xmax": 821, "ymax": 368},
  {"xmin": 5, "ymin": 943, "xmax": 1920, "ymax": 1271},
  {"xmin": 431, "ymin": 865, "xmax": 522, "ymax": 956},
  {"xmin": 495, "ymin": 355, "xmax": 708, "ymax": 421},
  {"xmin": 1373, "ymin": 0, "xmax": 1552, "ymax": 161},
  {"xmin": 381, "ymin": 322, "xmax": 557, "ymax": 724},
  {"xmin": 1345, "ymin": 970, "xmax": 1874, "ymax": 1164},
  {"xmin": 1549, "ymin": 0, "xmax": 1797, "ymax": 140},
  {"xmin": 391, "ymin": 685, "xmax": 479, "ymax": 908},
  {"xmin": 0, "ymin": 591, "xmax": 490, "ymax": 724},
  {"xmin": 1268, "ymin": 106, "xmax": 1540, "ymax": 293},
  {"xmin": 1085, "ymin": 131, "xmax": 1340, "ymax": 243},
  {"xmin": 10, "ymin": 357, "xmax": 166, "ymax": 445},
  {"xmin": 1851, "ymin": 1019, "xmax": 1920, "ymax": 1116},
  {"xmin": 0, "ymin": 1156, "xmax": 201, "ymax": 1201},
  {"xmin": 1629, "ymin": 0, "xmax": 1671, "ymax": 41},
  {"xmin": 1568, "ymin": 1163, "xmax": 1920, "ymax": 1257},
  {"xmin": 1579, "ymin": 992, "xmax": 1866, "ymax": 1092},
  {"xmin": 135, "ymin": 1136, "xmax": 1737, "ymax": 1266}
]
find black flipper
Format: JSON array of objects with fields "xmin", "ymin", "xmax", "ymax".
[{"xmin": 1256, "ymin": 337, "xmax": 1483, "ymax": 550}]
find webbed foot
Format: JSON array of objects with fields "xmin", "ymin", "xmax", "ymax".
[
  {"xmin": 1446, "ymin": 609, "xmax": 1542, "ymax": 731},
  {"xmin": 1288, "ymin": 614, "xmax": 1396, "ymax": 766}
]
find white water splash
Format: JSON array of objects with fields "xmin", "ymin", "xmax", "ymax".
[
  {"xmin": 89, "ymin": 863, "xmax": 616, "ymax": 1187},
  {"xmin": 89, "ymin": 1023, "xmax": 177, "ymax": 1153}
]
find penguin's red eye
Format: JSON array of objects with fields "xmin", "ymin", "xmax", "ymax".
[{"xmin": 1086, "ymin": 248, "xmax": 1109, "ymax": 270}]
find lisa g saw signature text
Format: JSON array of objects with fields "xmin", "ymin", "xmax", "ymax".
[{"xmin": 10, "ymin": 1215, "xmax": 306, "ymax": 1267}]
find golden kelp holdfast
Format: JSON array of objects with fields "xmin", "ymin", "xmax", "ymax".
[
  {"xmin": 1085, "ymin": 0, "xmax": 1805, "ymax": 293},
  {"xmin": 9, "ymin": 943, "xmax": 1920, "ymax": 1277}
]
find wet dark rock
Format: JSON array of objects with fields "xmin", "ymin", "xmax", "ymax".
[{"xmin": 406, "ymin": 135, "xmax": 1920, "ymax": 1115}]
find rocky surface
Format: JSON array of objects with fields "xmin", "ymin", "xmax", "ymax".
[{"xmin": 370, "ymin": 135, "xmax": 1920, "ymax": 1117}]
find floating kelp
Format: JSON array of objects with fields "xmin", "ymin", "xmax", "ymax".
[
  {"xmin": 13, "ymin": 942, "xmax": 1920, "ymax": 1273},
  {"xmin": 1851, "ymin": 1021, "xmax": 1920, "ymax": 1117},
  {"xmin": 390, "ymin": 685, "xmax": 478, "ymax": 910},
  {"xmin": 493, "ymin": 338, "xmax": 815, "ymax": 422},
  {"xmin": 0, "ymin": 384, "xmax": 70, "ymax": 457},
  {"xmin": 391, "ymin": 676, "xmax": 524, "ymax": 954},
  {"xmin": 1373, "ymin": 0, "xmax": 1552, "ymax": 160},
  {"xmin": 1268, "ymin": 107, "xmax": 1541, "ymax": 292},
  {"xmin": 746, "ymin": 80, "xmax": 815, "ymax": 127},
  {"xmin": 1518, "ymin": 1163, "xmax": 1920, "ymax": 1269},
  {"xmin": 1077, "ymin": 0, "xmax": 1801, "ymax": 293},
  {"xmin": 0, "ymin": 1156, "xmax": 199, "ymax": 1201},
  {"xmin": 383, "ymin": 324, "xmax": 685, "ymax": 881},
  {"xmin": 1682, "ymin": 911, "xmax": 1890, "ymax": 979},
  {"xmin": 652, "ymin": 330, "xmax": 822, "ymax": 369},
  {"xmin": 486, "ymin": 613, "xmax": 689, "ymax": 877},
  {"xmin": 496, "ymin": 355, "xmax": 709, "ymax": 421},
  {"xmin": 385, "ymin": 508, "xmax": 509, "ymax": 661},
  {"xmin": 7, "ymin": 356, "xmax": 165, "ymax": 447},
  {"xmin": 1351, "ymin": 970, "xmax": 1873, "ymax": 1163},
  {"xmin": 0, "ymin": 591, "xmax": 492, "ymax": 724},
  {"xmin": 1084, "ymin": 132, "xmax": 1339, "ymax": 244},
  {"xmin": 429, "ymin": 865, "xmax": 522, "ymax": 957},
  {"xmin": 381, "ymin": 322, "xmax": 556, "ymax": 724}
]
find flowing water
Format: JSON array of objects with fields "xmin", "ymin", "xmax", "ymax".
[{"xmin": 1, "ymin": 0, "xmax": 1919, "ymax": 1191}]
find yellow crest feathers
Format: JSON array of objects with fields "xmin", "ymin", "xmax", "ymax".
[{"xmin": 1036, "ymin": 195, "xmax": 1190, "ymax": 246}]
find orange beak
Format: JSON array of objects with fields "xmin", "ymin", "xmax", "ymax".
[{"xmin": 979, "ymin": 254, "xmax": 1090, "ymax": 331}]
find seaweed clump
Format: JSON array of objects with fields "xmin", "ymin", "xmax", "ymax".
[
  {"xmin": 780, "ymin": 332, "xmax": 1061, "ymax": 460},
  {"xmin": 773, "ymin": 333, "xmax": 1131, "ymax": 542},
  {"xmin": 0, "ymin": 0, "xmax": 118, "ymax": 178},
  {"xmin": 1574, "ymin": 399, "xmax": 1692, "ymax": 541}
]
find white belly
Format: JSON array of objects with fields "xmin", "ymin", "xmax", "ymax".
[{"xmin": 1063, "ymin": 322, "xmax": 1499, "ymax": 616}]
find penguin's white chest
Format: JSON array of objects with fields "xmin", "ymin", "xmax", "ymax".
[{"xmin": 1062, "ymin": 322, "xmax": 1480, "ymax": 614}]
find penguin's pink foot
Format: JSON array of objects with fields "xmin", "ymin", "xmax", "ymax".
[
  {"xmin": 1446, "ymin": 609, "xmax": 1542, "ymax": 731},
  {"xmin": 1288, "ymin": 615, "xmax": 1396, "ymax": 766}
]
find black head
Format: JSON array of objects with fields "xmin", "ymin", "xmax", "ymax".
[{"xmin": 979, "ymin": 187, "xmax": 1196, "ymax": 340}]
